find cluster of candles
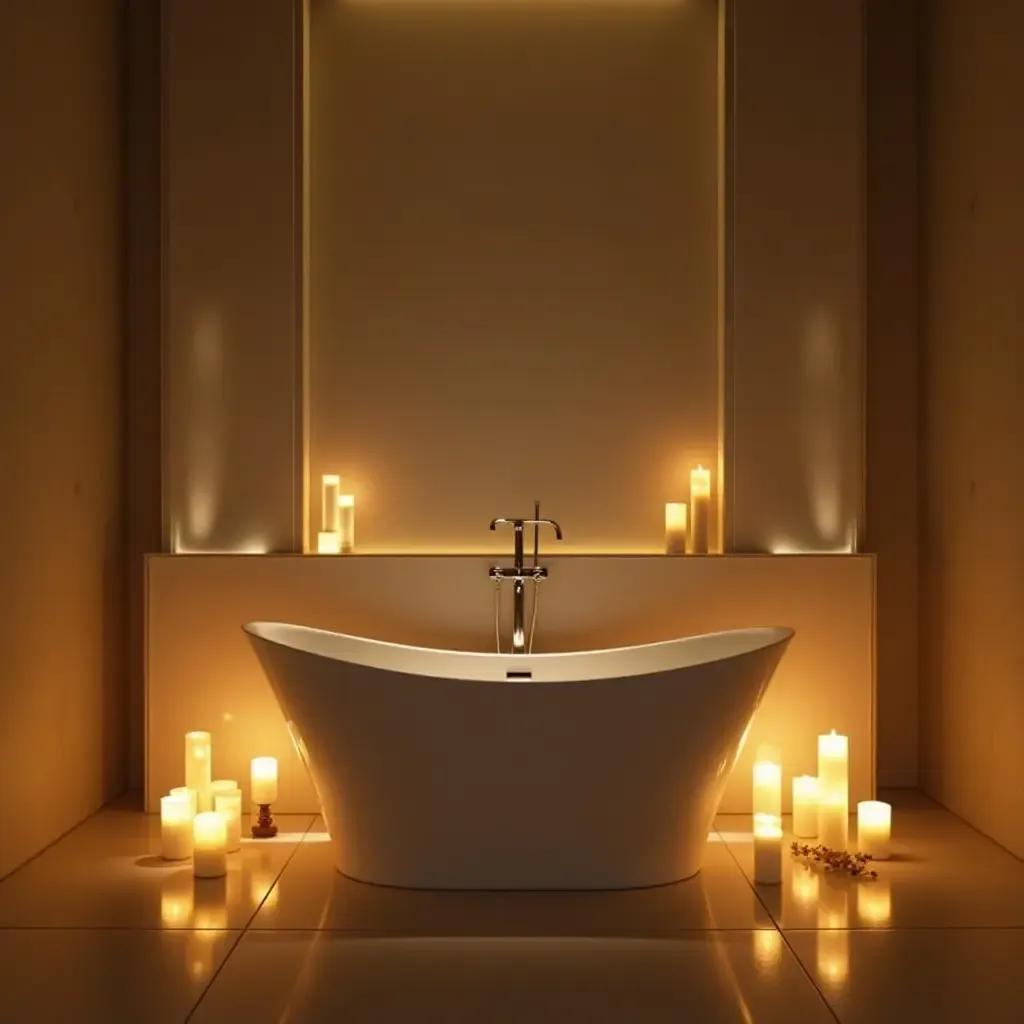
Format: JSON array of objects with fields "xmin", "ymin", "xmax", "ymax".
[
  {"xmin": 665, "ymin": 465, "xmax": 712, "ymax": 555},
  {"xmin": 751, "ymin": 730, "xmax": 892, "ymax": 885},
  {"xmin": 317, "ymin": 474, "xmax": 356, "ymax": 554},
  {"xmin": 159, "ymin": 731, "xmax": 280, "ymax": 879}
]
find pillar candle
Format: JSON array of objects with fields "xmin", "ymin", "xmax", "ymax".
[
  {"xmin": 856, "ymin": 800, "xmax": 891, "ymax": 860},
  {"xmin": 160, "ymin": 794, "xmax": 194, "ymax": 861},
  {"xmin": 817, "ymin": 730, "xmax": 849, "ymax": 850},
  {"xmin": 192, "ymin": 811, "xmax": 228, "ymax": 878},
  {"xmin": 752, "ymin": 748, "xmax": 782, "ymax": 821},
  {"xmin": 321, "ymin": 474, "xmax": 340, "ymax": 534},
  {"xmin": 793, "ymin": 775, "xmax": 820, "ymax": 838},
  {"xmin": 214, "ymin": 788, "xmax": 243, "ymax": 853},
  {"xmin": 338, "ymin": 494, "xmax": 355, "ymax": 553},
  {"xmin": 211, "ymin": 779, "xmax": 238, "ymax": 800},
  {"xmin": 185, "ymin": 731, "xmax": 212, "ymax": 813},
  {"xmin": 753, "ymin": 812, "xmax": 782, "ymax": 885},
  {"xmin": 689, "ymin": 465, "xmax": 711, "ymax": 554},
  {"xmin": 251, "ymin": 757, "xmax": 278, "ymax": 805},
  {"xmin": 664, "ymin": 502, "xmax": 688, "ymax": 555},
  {"xmin": 170, "ymin": 786, "xmax": 197, "ymax": 819},
  {"xmin": 316, "ymin": 531, "xmax": 340, "ymax": 554}
]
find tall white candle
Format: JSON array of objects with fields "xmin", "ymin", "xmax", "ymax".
[
  {"xmin": 185, "ymin": 731, "xmax": 212, "ymax": 813},
  {"xmin": 251, "ymin": 757, "xmax": 278, "ymax": 805},
  {"xmin": 857, "ymin": 800, "xmax": 891, "ymax": 860},
  {"xmin": 793, "ymin": 775, "xmax": 820, "ymax": 838},
  {"xmin": 664, "ymin": 502, "xmax": 688, "ymax": 555},
  {"xmin": 192, "ymin": 811, "xmax": 228, "ymax": 879},
  {"xmin": 817, "ymin": 730, "xmax": 849, "ymax": 850},
  {"xmin": 214, "ymin": 788, "xmax": 243, "ymax": 853},
  {"xmin": 321, "ymin": 474, "xmax": 340, "ymax": 535},
  {"xmin": 753, "ymin": 812, "xmax": 783, "ymax": 885},
  {"xmin": 338, "ymin": 494, "xmax": 355, "ymax": 553},
  {"xmin": 160, "ymin": 794, "xmax": 194, "ymax": 861},
  {"xmin": 689, "ymin": 465, "xmax": 711, "ymax": 554},
  {"xmin": 752, "ymin": 750, "xmax": 782, "ymax": 821},
  {"xmin": 170, "ymin": 786, "xmax": 197, "ymax": 819}
]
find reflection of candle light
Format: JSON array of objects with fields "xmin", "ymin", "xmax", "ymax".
[
  {"xmin": 664, "ymin": 502, "xmax": 688, "ymax": 555},
  {"xmin": 689, "ymin": 465, "xmax": 711, "ymax": 553},
  {"xmin": 792, "ymin": 866, "xmax": 820, "ymax": 907},
  {"xmin": 185, "ymin": 731, "xmax": 213, "ymax": 813},
  {"xmin": 753, "ymin": 812, "xmax": 783, "ymax": 885},
  {"xmin": 858, "ymin": 878, "xmax": 892, "ymax": 926},
  {"xmin": 816, "ymin": 930, "xmax": 850, "ymax": 989},
  {"xmin": 753, "ymin": 929, "xmax": 783, "ymax": 975},
  {"xmin": 160, "ymin": 889, "xmax": 193, "ymax": 927}
]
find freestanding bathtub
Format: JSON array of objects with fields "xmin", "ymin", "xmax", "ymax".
[{"xmin": 243, "ymin": 623, "xmax": 793, "ymax": 891}]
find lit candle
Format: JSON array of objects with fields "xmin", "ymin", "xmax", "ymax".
[
  {"xmin": 321, "ymin": 474, "xmax": 340, "ymax": 535},
  {"xmin": 170, "ymin": 786, "xmax": 197, "ymax": 819},
  {"xmin": 664, "ymin": 502, "xmax": 688, "ymax": 555},
  {"xmin": 316, "ymin": 531, "xmax": 340, "ymax": 554},
  {"xmin": 856, "ymin": 800, "xmax": 891, "ymax": 860},
  {"xmin": 753, "ymin": 812, "xmax": 783, "ymax": 885},
  {"xmin": 752, "ymin": 746, "xmax": 782, "ymax": 821},
  {"xmin": 251, "ymin": 757, "xmax": 278, "ymax": 805},
  {"xmin": 192, "ymin": 811, "xmax": 228, "ymax": 878},
  {"xmin": 214, "ymin": 788, "xmax": 243, "ymax": 853},
  {"xmin": 338, "ymin": 494, "xmax": 355, "ymax": 553},
  {"xmin": 793, "ymin": 775, "xmax": 820, "ymax": 838},
  {"xmin": 211, "ymin": 779, "xmax": 238, "ymax": 800},
  {"xmin": 160, "ymin": 794, "xmax": 194, "ymax": 861},
  {"xmin": 185, "ymin": 731, "xmax": 212, "ymax": 813},
  {"xmin": 689, "ymin": 465, "xmax": 711, "ymax": 554},
  {"xmin": 817, "ymin": 730, "xmax": 849, "ymax": 850}
]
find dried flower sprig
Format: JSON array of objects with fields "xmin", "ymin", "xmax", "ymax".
[{"xmin": 790, "ymin": 842, "xmax": 878, "ymax": 878}]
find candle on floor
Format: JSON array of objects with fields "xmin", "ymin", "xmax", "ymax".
[
  {"xmin": 160, "ymin": 794, "xmax": 194, "ymax": 861},
  {"xmin": 338, "ymin": 494, "xmax": 355, "ymax": 553},
  {"xmin": 793, "ymin": 775, "xmax": 820, "ymax": 839},
  {"xmin": 210, "ymin": 779, "xmax": 238, "ymax": 801},
  {"xmin": 857, "ymin": 800, "xmax": 891, "ymax": 860},
  {"xmin": 689, "ymin": 465, "xmax": 711, "ymax": 554},
  {"xmin": 185, "ymin": 731, "xmax": 213, "ymax": 813},
  {"xmin": 251, "ymin": 757, "xmax": 278, "ymax": 805},
  {"xmin": 170, "ymin": 786, "xmax": 197, "ymax": 819},
  {"xmin": 752, "ymin": 746, "xmax": 782, "ymax": 821},
  {"xmin": 664, "ymin": 502, "xmax": 688, "ymax": 555},
  {"xmin": 316, "ymin": 531, "xmax": 340, "ymax": 554},
  {"xmin": 192, "ymin": 811, "xmax": 228, "ymax": 878},
  {"xmin": 321, "ymin": 474, "xmax": 340, "ymax": 535},
  {"xmin": 817, "ymin": 730, "xmax": 849, "ymax": 850},
  {"xmin": 214, "ymin": 788, "xmax": 243, "ymax": 853},
  {"xmin": 753, "ymin": 812, "xmax": 783, "ymax": 885}
]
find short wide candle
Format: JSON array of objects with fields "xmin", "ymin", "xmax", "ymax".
[
  {"xmin": 185, "ymin": 731, "xmax": 213, "ymax": 813},
  {"xmin": 251, "ymin": 757, "xmax": 278, "ymax": 805},
  {"xmin": 214, "ymin": 789, "xmax": 243, "ymax": 853},
  {"xmin": 192, "ymin": 811, "xmax": 228, "ymax": 878},
  {"xmin": 793, "ymin": 775, "xmax": 820, "ymax": 839},
  {"xmin": 753, "ymin": 812, "xmax": 783, "ymax": 885},
  {"xmin": 817, "ymin": 730, "xmax": 849, "ymax": 850},
  {"xmin": 170, "ymin": 786, "xmax": 197, "ymax": 819},
  {"xmin": 160, "ymin": 794, "xmax": 194, "ymax": 861},
  {"xmin": 857, "ymin": 800, "xmax": 891, "ymax": 860}
]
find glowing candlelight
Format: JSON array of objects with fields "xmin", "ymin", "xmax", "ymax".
[
  {"xmin": 338, "ymin": 494, "xmax": 355, "ymax": 553},
  {"xmin": 817, "ymin": 730, "xmax": 849, "ymax": 850},
  {"xmin": 214, "ymin": 788, "xmax": 243, "ymax": 853},
  {"xmin": 192, "ymin": 811, "xmax": 227, "ymax": 878},
  {"xmin": 321, "ymin": 474, "xmax": 340, "ymax": 535},
  {"xmin": 185, "ymin": 731, "xmax": 212, "ymax": 813},
  {"xmin": 857, "ymin": 800, "xmax": 891, "ymax": 860},
  {"xmin": 793, "ymin": 775, "xmax": 820, "ymax": 838},
  {"xmin": 752, "ymin": 746, "xmax": 782, "ymax": 821},
  {"xmin": 160, "ymin": 794, "xmax": 194, "ymax": 861},
  {"xmin": 316, "ymin": 531, "xmax": 340, "ymax": 554},
  {"xmin": 664, "ymin": 502, "xmax": 688, "ymax": 555},
  {"xmin": 689, "ymin": 465, "xmax": 711, "ymax": 553},
  {"xmin": 251, "ymin": 757, "xmax": 278, "ymax": 805},
  {"xmin": 170, "ymin": 786, "xmax": 197, "ymax": 819},
  {"xmin": 753, "ymin": 812, "xmax": 783, "ymax": 885}
]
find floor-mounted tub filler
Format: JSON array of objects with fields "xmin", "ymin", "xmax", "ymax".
[{"xmin": 243, "ymin": 621, "xmax": 793, "ymax": 891}]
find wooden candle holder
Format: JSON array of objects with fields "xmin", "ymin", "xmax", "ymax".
[{"xmin": 251, "ymin": 803, "xmax": 278, "ymax": 839}]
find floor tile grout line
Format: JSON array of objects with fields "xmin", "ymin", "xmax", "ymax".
[
  {"xmin": 183, "ymin": 814, "xmax": 317, "ymax": 1023},
  {"xmin": 716, "ymin": 830, "xmax": 843, "ymax": 1024}
]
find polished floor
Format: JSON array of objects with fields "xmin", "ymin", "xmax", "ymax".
[{"xmin": 0, "ymin": 791, "xmax": 1020, "ymax": 1022}]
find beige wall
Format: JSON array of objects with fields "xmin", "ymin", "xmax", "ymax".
[
  {"xmin": 308, "ymin": 0, "xmax": 720, "ymax": 554},
  {"xmin": 0, "ymin": 2, "xmax": 126, "ymax": 877},
  {"xmin": 920, "ymin": 0, "xmax": 1024, "ymax": 855}
]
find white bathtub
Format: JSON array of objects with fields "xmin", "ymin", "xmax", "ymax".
[{"xmin": 243, "ymin": 623, "xmax": 793, "ymax": 890}]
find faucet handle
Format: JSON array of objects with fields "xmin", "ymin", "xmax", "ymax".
[
  {"xmin": 489, "ymin": 517, "xmax": 523, "ymax": 532},
  {"xmin": 522, "ymin": 518, "xmax": 564, "ymax": 541}
]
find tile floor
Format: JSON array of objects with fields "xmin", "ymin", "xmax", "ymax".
[{"xmin": 0, "ymin": 792, "xmax": 1020, "ymax": 1022}]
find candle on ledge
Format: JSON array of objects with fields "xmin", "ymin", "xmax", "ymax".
[
  {"xmin": 214, "ymin": 788, "xmax": 243, "ymax": 853},
  {"xmin": 192, "ymin": 811, "xmax": 228, "ymax": 878},
  {"xmin": 857, "ymin": 800, "xmax": 891, "ymax": 860},
  {"xmin": 664, "ymin": 502, "xmax": 688, "ymax": 555},
  {"xmin": 160, "ymin": 794, "xmax": 194, "ymax": 861},
  {"xmin": 316, "ymin": 531, "xmax": 340, "ymax": 555},
  {"xmin": 185, "ymin": 731, "xmax": 212, "ymax": 813},
  {"xmin": 689, "ymin": 465, "xmax": 711, "ymax": 554},
  {"xmin": 170, "ymin": 786, "xmax": 197, "ymax": 820},
  {"xmin": 817, "ymin": 730, "xmax": 849, "ymax": 850},
  {"xmin": 321, "ymin": 474, "xmax": 341, "ymax": 535},
  {"xmin": 752, "ymin": 745, "xmax": 782, "ymax": 821},
  {"xmin": 338, "ymin": 494, "xmax": 355, "ymax": 553},
  {"xmin": 753, "ymin": 812, "xmax": 783, "ymax": 885},
  {"xmin": 793, "ymin": 775, "xmax": 820, "ymax": 839}
]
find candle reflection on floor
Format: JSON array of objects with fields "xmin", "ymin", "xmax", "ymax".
[
  {"xmin": 753, "ymin": 929, "xmax": 783, "ymax": 977},
  {"xmin": 857, "ymin": 877, "xmax": 892, "ymax": 926},
  {"xmin": 791, "ymin": 865, "xmax": 820, "ymax": 908},
  {"xmin": 816, "ymin": 879, "xmax": 849, "ymax": 989}
]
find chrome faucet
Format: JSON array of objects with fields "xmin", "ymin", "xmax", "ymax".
[{"xmin": 489, "ymin": 516, "xmax": 563, "ymax": 654}]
